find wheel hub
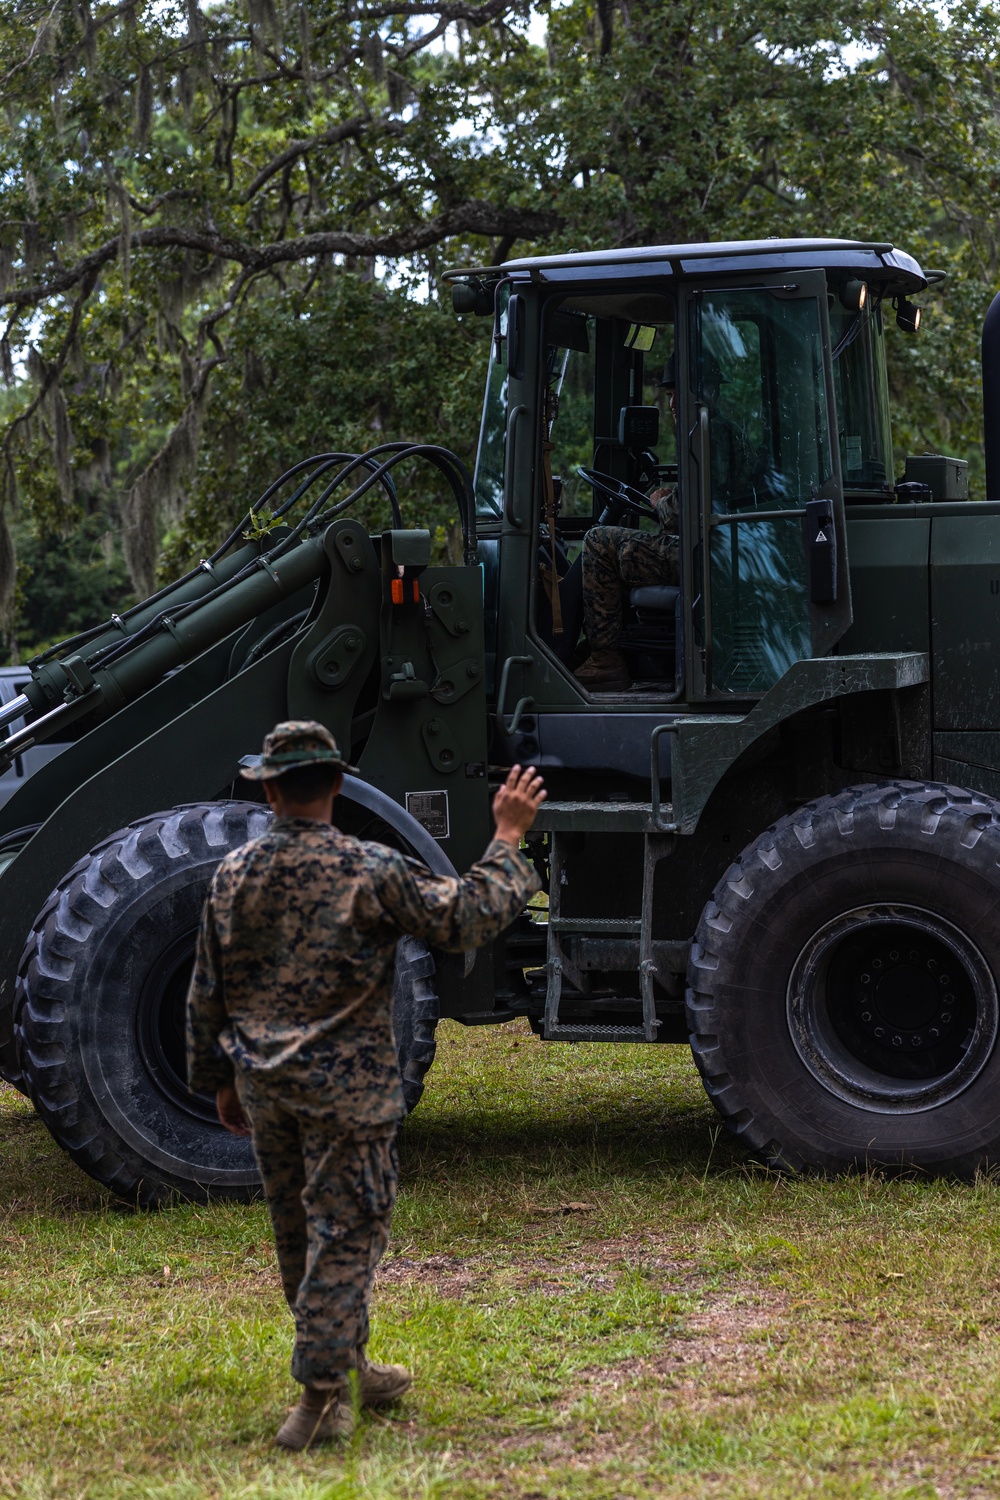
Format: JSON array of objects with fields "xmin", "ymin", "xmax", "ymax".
[
  {"xmin": 856, "ymin": 941, "xmax": 960, "ymax": 1048},
  {"xmin": 787, "ymin": 905, "xmax": 998, "ymax": 1114}
]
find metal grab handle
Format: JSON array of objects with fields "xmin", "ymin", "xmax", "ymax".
[
  {"xmin": 650, "ymin": 721, "xmax": 680, "ymax": 832},
  {"xmin": 496, "ymin": 653, "xmax": 534, "ymax": 734},
  {"xmin": 693, "ymin": 405, "xmax": 713, "ymax": 693},
  {"xmin": 504, "ymin": 405, "xmax": 529, "ymax": 529}
]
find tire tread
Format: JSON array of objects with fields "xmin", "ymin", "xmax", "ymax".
[{"xmin": 686, "ymin": 778, "xmax": 1000, "ymax": 1176}]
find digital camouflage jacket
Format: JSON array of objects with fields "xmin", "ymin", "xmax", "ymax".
[{"xmin": 186, "ymin": 817, "xmax": 540, "ymax": 1129}]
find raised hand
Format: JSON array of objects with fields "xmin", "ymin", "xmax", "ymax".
[{"xmin": 492, "ymin": 764, "xmax": 546, "ymax": 846}]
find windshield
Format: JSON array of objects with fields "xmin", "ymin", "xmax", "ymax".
[
  {"xmin": 830, "ymin": 300, "xmax": 894, "ymax": 496},
  {"xmin": 473, "ymin": 285, "xmax": 509, "ymax": 520}
]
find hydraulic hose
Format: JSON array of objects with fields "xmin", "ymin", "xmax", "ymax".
[
  {"xmin": 307, "ymin": 443, "xmax": 477, "ymax": 563},
  {"xmin": 28, "ymin": 452, "xmax": 399, "ymax": 672},
  {"xmin": 10, "ymin": 439, "xmax": 475, "ymax": 744}
]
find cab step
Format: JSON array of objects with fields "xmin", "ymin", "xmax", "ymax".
[
  {"xmin": 541, "ymin": 829, "xmax": 665, "ymax": 1043},
  {"xmin": 533, "ymin": 800, "xmax": 663, "ymax": 833},
  {"xmin": 548, "ymin": 916, "xmax": 641, "ymax": 935},
  {"xmin": 541, "ymin": 1021, "xmax": 649, "ymax": 1043}
]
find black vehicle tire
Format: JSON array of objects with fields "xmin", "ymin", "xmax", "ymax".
[
  {"xmin": 687, "ymin": 780, "xmax": 1000, "ymax": 1177},
  {"xmin": 14, "ymin": 801, "xmax": 440, "ymax": 1205},
  {"xmin": 393, "ymin": 934, "xmax": 439, "ymax": 1114}
]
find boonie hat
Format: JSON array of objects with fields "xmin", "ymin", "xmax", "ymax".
[{"xmin": 239, "ymin": 719, "xmax": 358, "ymax": 780}]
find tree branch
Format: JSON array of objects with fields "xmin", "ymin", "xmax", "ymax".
[
  {"xmin": 2, "ymin": 270, "xmax": 97, "ymax": 462},
  {"xmin": 2, "ymin": 202, "xmax": 561, "ymax": 313},
  {"xmin": 240, "ymin": 115, "xmax": 379, "ymax": 204}
]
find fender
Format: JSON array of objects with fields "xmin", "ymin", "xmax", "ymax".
[{"xmin": 339, "ymin": 774, "xmax": 458, "ymax": 878}]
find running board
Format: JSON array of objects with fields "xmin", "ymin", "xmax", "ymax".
[
  {"xmin": 533, "ymin": 800, "xmax": 663, "ymax": 833},
  {"xmin": 542, "ymin": 1022, "xmax": 649, "ymax": 1043}
]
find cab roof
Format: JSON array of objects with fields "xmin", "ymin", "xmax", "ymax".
[{"xmin": 446, "ymin": 237, "xmax": 929, "ymax": 294}]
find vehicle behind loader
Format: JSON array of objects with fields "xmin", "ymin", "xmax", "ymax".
[{"xmin": 5, "ymin": 236, "xmax": 1000, "ymax": 1201}]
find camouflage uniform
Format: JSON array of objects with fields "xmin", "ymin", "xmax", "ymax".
[
  {"xmin": 582, "ymin": 490, "xmax": 680, "ymax": 651},
  {"xmin": 187, "ymin": 722, "xmax": 539, "ymax": 1390}
]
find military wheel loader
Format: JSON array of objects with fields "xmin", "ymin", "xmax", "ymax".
[{"xmin": 5, "ymin": 235, "xmax": 1000, "ymax": 1202}]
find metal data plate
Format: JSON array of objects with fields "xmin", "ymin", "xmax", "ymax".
[{"xmin": 405, "ymin": 790, "xmax": 450, "ymax": 840}]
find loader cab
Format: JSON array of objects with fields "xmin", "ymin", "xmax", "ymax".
[{"xmin": 457, "ymin": 239, "xmax": 928, "ymax": 756}]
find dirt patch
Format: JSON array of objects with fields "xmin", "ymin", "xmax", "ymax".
[
  {"xmin": 561, "ymin": 1280, "xmax": 792, "ymax": 1412},
  {"xmin": 374, "ymin": 1235, "xmax": 792, "ymax": 1434},
  {"xmin": 376, "ymin": 1251, "xmax": 485, "ymax": 1297},
  {"xmin": 376, "ymin": 1239, "xmax": 707, "ymax": 1315},
  {"xmin": 375, "ymin": 1236, "xmax": 710, "ymax": 1308},
  {"xmin": 928, "ymin": 1462, "xmax": 1000, "ymax": 1500}
]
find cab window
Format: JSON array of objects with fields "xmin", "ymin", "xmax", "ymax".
[{"xmin": 542, "ymin": 291, "xmax": 677, "ymax": 526}]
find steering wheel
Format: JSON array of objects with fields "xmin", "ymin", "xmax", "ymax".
[{"xmin": 576, "ymin": 467, "xmax": 659, "ymax": 522}]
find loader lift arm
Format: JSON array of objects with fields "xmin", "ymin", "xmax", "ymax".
[{"xmin": 0, "ymin": 442, "xmax": 477, "ymax": 771}]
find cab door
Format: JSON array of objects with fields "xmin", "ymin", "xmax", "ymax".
[{"xmin": 681, "ymin": 273, "xmax": 852, "ymax": 698}]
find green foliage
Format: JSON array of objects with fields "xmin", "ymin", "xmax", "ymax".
[
  {"xmin": 0, "ymin": 0, "xmax": 999, "ymax": 645},
  {"xmin": 240, "ymin": 506, "xmax": 282, "ymax": 543},
  {"xmin": 163, "ymin": 272, "xmax": 490, "ymax": 575},
  {"xmin": 532, "ymin": 0, "xmax": 1000, "ymax": 490},
  {"xmin": 0, "ymin": 0, "xmax": 556, "ymax": 617},
  {"xmin": 12, "ymin": 511, "xmax": 135, "ymax": 660}
]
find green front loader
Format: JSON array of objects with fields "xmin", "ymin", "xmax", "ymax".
[{"xmin": 4, "ymin": 236, "xmax": 1000, "ymax": 1201}]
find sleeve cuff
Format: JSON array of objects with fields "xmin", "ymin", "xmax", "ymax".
[
  {"xmin": 188, "ymin": 1051, "xmax": 236, "ymax": 1095},
  {"xmin": 484, "ymin": 837, "xmax": 542, "ymax": 890}
]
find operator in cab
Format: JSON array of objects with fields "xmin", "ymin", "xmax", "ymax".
[
  {"xmin": 573, "ymin": 352, "xmax": 755, "ymax": 693},
  {"xmin": 574, "ymin": 358, "xmax": 680, "ymax": 694}
]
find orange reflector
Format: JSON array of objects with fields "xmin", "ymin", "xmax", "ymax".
[{"xmin": 391, "ymin": 578, "xmax": 404, "ymax": 604}]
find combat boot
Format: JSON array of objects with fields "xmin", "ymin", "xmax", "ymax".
[
  {"xmin": 356, "ymin": 1347, "xmax": 412, "ymax": 1405},
  {"xmin": 275, "ymin": 1383, "xmax": 354, "ymax": 1450},
  {"xmin": 574, "ymin": 648, "xmax": 630, "ymax": 691}
]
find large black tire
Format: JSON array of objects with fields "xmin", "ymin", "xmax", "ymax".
[
  {"xmin": 393, "ymin": 934, "xmax": 439, "ymax": 1114},
  {"xmin": 14, "ymin": 802, "xmax": 439, "ymax": 1205},
  {"xmin": 687, "ymin": 781, "xmax": 1000, "ymax": 1177}
]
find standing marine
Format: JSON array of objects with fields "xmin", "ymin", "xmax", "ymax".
[{"xmin": 186, "ymin": 719, "xmax": 544, "ymax": 1450}]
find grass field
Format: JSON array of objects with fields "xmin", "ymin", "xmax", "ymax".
[{"xmin": 3, "ymin": 1020, "xmax": 1000, "ymax": 1499}]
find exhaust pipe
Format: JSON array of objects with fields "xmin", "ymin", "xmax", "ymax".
[{"xmin": 982, "ymin": 289, "xmax": 1000, "ymax": 501}]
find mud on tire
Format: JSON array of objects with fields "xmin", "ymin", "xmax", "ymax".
[
  {"xmin": 14, "ymin": 802, "xmax": 440, "ymax": 1205},
  {"xmin": 687, "ymin": 780, "xmax": 1000, "ymax": 1177}
]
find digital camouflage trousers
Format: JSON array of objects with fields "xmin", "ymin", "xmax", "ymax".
[
  {"xmin": 582, "ymin": 526, "xmax": 680, "ymax": 650},
  {"xmin": 237, "ymin": 1071, "xmax": 398, "ymax": 1388}
]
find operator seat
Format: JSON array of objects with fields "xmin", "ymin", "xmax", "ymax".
[{"xmin": 619, "ymin": 584, "xmax": 681, "ymax": 683}]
